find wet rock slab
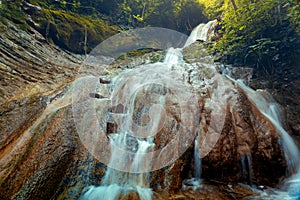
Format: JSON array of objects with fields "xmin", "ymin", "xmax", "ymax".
[{"xmin": 0, "ymin": 23, "xmax": 298, "ymax": 199}]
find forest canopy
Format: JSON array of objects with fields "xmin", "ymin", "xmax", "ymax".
[
  {"xmin": 16, "ymin": 0, "xmax": 208, "ymax": 33},
  {"xmin": 200, "ymin": 0, "xmax": 300, "ymax": 75},
  {"xmin": 1, "ymin": 0, "xmax": 299, "ymax": 72}
]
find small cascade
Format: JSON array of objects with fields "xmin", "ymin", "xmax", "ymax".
[
  {"xmin": 184, "ymin": 24, "xmax": 205, "ymax": 47},
  {"xmin": 182, "ymin": 139, "xmax": 202, "ymax": 190},
  {"xmin": 164, "ymin": 47, "xmax": 204, "ymax": 190},
  {"xmin": 234, "ymin": 80, "xmax": 300, "ymax": 199},
  {"xmin": 239, "ymin": 155, "xmax": 253, "ymax": 185},
  {"xmin": 75, "ymin": 20, "xmax": 300, "ymax": 199},
  {"xmin": 163, "ymin": 47, "xmax": 184, "ymax": 64},
  {"xmin": 236, "ymin": 80, "xmax": 300, "ymax": 175},
  {"xmin": 194, "ymin": 140, "xmax": 202, "ymax": 180},
  {"xmin": 80, "ymin": 132, "xmax": 154, "ymax": 200},
  {"xmin": 79, "ymin": 78, "xmax": 157, "ymax": 199},
  {"xmin": 4, "ymin": 18, "xmax": 300, "ymax": 200},
  {"xmin": 184, "ymin": 20, "xmax": 216, "ymax": 47},
  {"xmin": 283, "ymin": 173, "xmax": 300, "ymax": 199}
]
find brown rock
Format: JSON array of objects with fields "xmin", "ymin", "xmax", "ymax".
[{"xmin": 0, "ymin": 22, "xmax": 295, "ymax": 199}]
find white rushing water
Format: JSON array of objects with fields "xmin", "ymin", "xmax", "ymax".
[
  {"xmin": 81, "ymin": 47, "xmax": 187, "ymax": 200},
  {"xmin": 182, "ymin": 139, "xmax": 202, "ymax": 190},
  {"xmin": 81, "ymin": 131, "xmax": 154, "ymax": 200},
  {"xmin": 163, "ymin": 47, "xmax": 184, "ymax": 64},
  {"xmin": 194, "ymin": 139, "xmax": 202, "ymax": 180},
  {"xmin": 236, "ymin": 80, "xmax": 299, "ymax": 174},
  {"xmin": 235, "ymin": 80, "xmax": 300, "ymax": 199},
  {"xmin": 240, "ymin": 154, "xmax": 253, "ymax": 185},
  {"xmin": 184, "ymin": 20, "xmax": 216, "ymax": 47},
  {"xmin": 78, "ymin": 20, "xmax": 300, "ymax": 199}
]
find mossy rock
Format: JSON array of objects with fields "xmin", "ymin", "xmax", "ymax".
[
  {"xmin": 182, "ymin": 41, "xmax": 212, "ymax": 64},
  {"xmin": 0, "ymin": 1, "xmax": 28, "ymax": 31},
  {"xmin": 0, "ymin": 1, "xmax": 120, "ymax": 54},
  {"xmin": 35, "ymin": 9, "xmax": 120, "ymax": 54}
]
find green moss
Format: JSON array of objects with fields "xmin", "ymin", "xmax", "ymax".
[
  {"xmin": 149, "ymin": 52, "xmax": 164, "ymax": 63},
  {"xmin": 117, "ymin": 49, "xmax": 155, "ymax": 60},
  {"xmin": 182, "ymin": 41, "xmax": 212, "ymax": 63},
  {"xmin": 26, "ymin": 0, "xmax": 48, "ymax": 7},
  {"xmin": 35, "ymin": 9, "xmax": 119, "ymax": 53},
  {"xmin": 0, "ymin": 24, "xmax": 5, "ymax": 33},
  {"xmin": 0, "ymin": 1, "xmax": 119, "ymax": 54},
  {"xmin": 0, "ymin": 2, "xmax": 28, "ymax": 31}
]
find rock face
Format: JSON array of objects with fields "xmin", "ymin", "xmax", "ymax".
[
  {"xmin": 0, "ymin": 20, "xmax": 81, "ymax": 103},
  {"xmin": 0, "ymin": 20, "xmax": 81, "ymax": 199},
  {"xmin": 250, "ymin": 63, "xmax": 300, "ymax": 139},
  {"xmin": 0, "ymin": 21, "xmax": 298, "ymax": 199}
]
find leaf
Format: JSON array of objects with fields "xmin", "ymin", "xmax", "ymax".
[{"xmin": 239, "ymin": 25, "xmax": 246, "ymax": 31}]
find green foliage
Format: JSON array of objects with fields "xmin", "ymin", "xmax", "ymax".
[
  {"xmin": 0, "ymin": 0, "xmax": 27, "ymax": 30},
  {"xmin": 0, "ymin": 0, "xmax": 208, "ymax": 53},
  {"xmin": 210, "ymin": 0, "xmax": 300, "ymax": 75},
  {"xmin": 38, "ymin": 9, "xmax": 119, "ymax": 53},
  {"xmin": 0, "ymin": 0, "xmax": 119, "ymax": 53},
  {"xmin": 112, "ymin": 0, "xmax": 207, "ymax": 32},
  {"xmin": 287, "ymin": 2, "xmax": 300, "ymax": 32},
  {"xmin": 198, "ymin": 0, "xmax": 224, "ymax": 19},
  {"xmin": 173, "ymin": 0, "xmax": 207, "ymax": 32}
]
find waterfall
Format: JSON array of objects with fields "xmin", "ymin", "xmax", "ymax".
[
  {"xmin": 235, "ymin": 80, "xmax": 300, "ymax": 199},
  {"xmin": 77, "ymin": 20, "xmax": 300, "ymax": 199},
  {"xmin": 81, "ymin": 132, "xmax": 154, "ymax": 200},
  {"xmin": 182, "ymin": 139, "xmax": 202, "ymax": 190},
  {"xmin": 163, "ymin": 47, "xmax": 184, "ymax": 64},
  {"xmin": 194, "ymin": 140, "xmax": 201, "ymax": 180},
  {"xmin": 282, "ymin": 173, "xmax": 300, "ymax": 199},
  {"xmin": 80, "ymin": 47, "xmax": 189, "ymax": 200},
  {"xmin": 236, "ymin": 80, "xmax": 300, "ymax": 175},
  {"xmin": 79, "ymin": 94, "xmax": 155, "ymax": 200},
  {"xmin": 164, "ymin": 47, "xmax": 203, "ymax": 186},
  {"xmin": 184, "ymin": 20, "xmax": 216, "ymax": 47},
  {"xmin": 79, "ymin": 76, "xmax": 156, "ymax": 200},
  {"xmin": 240, "ymin": 155, "xmax": 253, "ymax": 185}
]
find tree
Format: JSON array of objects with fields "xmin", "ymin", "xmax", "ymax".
[
  {"xmin": 198, "ymin": 0, "xmax": 224, "ymax": 19},
  {"xmin": 210, "ymin": 0, "xmax": 300, "ymax": 75},
  {"xmin": 173, "ymin": 0, "xmax": 207, "ymax": 32},
  {"xmin": 229, "ymin": 0, "xmax": 237, "ymax": 10},
  {"xmin": 112, "ymin": 0, "xmax": 207, "ymax": 32}
]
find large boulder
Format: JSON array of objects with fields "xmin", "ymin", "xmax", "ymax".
[{"xmin": 0, "ymin": 27, "xmax": 295, "ymax": 199}]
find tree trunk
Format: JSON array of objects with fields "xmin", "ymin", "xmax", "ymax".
[
  {"xmin": 84, "ymin": 24, "xmax": 87, "ymax": 57},
  {"xmin": 141, "ymin": 0, "xmax": 146, "ymax": 19},
  {"xmin": 230, "ymin": 0, "xmax": 238, "ymax": 10},
  {"xmin": 45, "ymin": 20, "xmax": 50, "ymax": 42},
  {"xmin": 277, "ymin": 4, "xmax": 282, "ymax": 25}
]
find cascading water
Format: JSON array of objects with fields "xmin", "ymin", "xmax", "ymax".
[
  {"xmin": 184, "ymin": 20, "xmax": 216, "ymax": 47},
  {"xmin": 3, "ymin": 16, "xmax": 300, "ymax": 200},
  {"xmin": 163, "ymin": 47, "xmax": 184, "ymax": 64},
  {"xmin": 182, "ymin": 139, "xmax": 202, "ymax": 190},
  {"xmin": 240, "ymin": 154, "xmax": 253, "ymax": 185},
  {"xmin": 80, "ymin": 132, "xmax": 154, "ymax": 200},
  {"xmin": 77, "ymin": 21, "xmax": 223, "ymax": 200},
  {"xmin": 220, "ymin": 52, "xmax": 300, "ymax": 199},
  {"xmin": 230, "ymin": 79, "xmax": 300, "ymax": 199},
  {"xmin": 235, "ymin": 80, "xmax": 300, "ymax": 175},
  {"xmin": 79, "ymin": 90, "xmax": 156, "ymax": 200},
  {"xmin": 164, "ymin": 48, "xmax": 203, "ymax": 190},
  {"xmin": 80, "ymin": 47, "xmax": 188, "ymax": 200},
  {"xmin": 194, "ymin": 139, "xmax": 202, "ymax": 180},
  {"xmin": 77, "ymin": 20, "xmax": 300, "ymax": 199}
]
